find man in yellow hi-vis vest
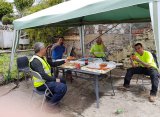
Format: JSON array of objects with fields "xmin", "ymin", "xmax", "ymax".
[
  {"xmin": 30, "ymin": 42, "xmax": 67, "ymax": 104},
  {"xmin": 90, "ymin": 37, "xmax": 106, "ymax": 61}
]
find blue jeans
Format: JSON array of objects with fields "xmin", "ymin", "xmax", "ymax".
[
  {"xmin": 37, "ymin": 78, "xmax": 67, "ymax": 103},
  {"xmin": 124, "ymin": 67, "xmax": 159, "ymax": 96}
]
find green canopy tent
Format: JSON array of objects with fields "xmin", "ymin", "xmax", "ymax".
[{"xmin": 9, "ymin": 0, "xmax": 160, "ymax": 77}]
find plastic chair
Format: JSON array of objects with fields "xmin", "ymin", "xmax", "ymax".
[
  {"xmin": 17, "ymin": 56, "xmax": 30, "ymax": 87},
  {"xmin": 30, "ymin": 70, "xmax": 54, "ymax": 110}
]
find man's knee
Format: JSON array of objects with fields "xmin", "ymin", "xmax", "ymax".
[
  {"xmin": 149, "ymin": 68, "xmax": 159, "ymax": 78},
  {"xmin": 126, "ymin": 68, "xmax": 134, "ymax": 74},
  {"xmin": 60, "ymin": 78, "xmax": 66, "ymax": 84},
  {"xmin": 56, "ymin": 83, "xmax": 67, "ymax": 94}
]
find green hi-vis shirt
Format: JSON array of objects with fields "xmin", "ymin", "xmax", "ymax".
[
  {"xmin": 90, "ymin": 44, "xmax": 105, "ymax": 57},
  {"xmin": 134, "ymin": 50, "xmax": 157, "ymax": 69}
]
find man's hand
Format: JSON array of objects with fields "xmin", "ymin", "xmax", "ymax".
[
  {"xmin": 65, "ymin": 59, "xmax": 70, "ymax": 63},
  {"xmin": 132, "ymin": 57, "xmax": 141, "ymax": 63},
  {"xmin": 130, "ymin": 55, "xmax": 151, "ymax": 68},
  {"xmin": 130, "ymin": 55, "xmax": 139, "ymax": 61},
  {"xmin": 89, "ymin": 53, "xmax": 96, "ymax": 58},
  {"xmin": 56, "ymin": 78, "xmax": 60, "ymax": 82}
]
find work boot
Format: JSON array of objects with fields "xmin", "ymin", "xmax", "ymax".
[{"xmin": 149, "ymin": 95, "xmax": 157, "ymax": 102}]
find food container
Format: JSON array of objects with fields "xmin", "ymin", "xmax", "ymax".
[{"xmin": 99, "ymin": 63, "xmax": 107, "ymax": 68}]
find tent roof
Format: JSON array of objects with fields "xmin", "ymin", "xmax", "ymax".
[{"xmin": 13, "ymin": 0, "xmax": 153, "ymax": 30}]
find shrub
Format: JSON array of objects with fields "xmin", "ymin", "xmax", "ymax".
[{"xmin": 2, "ymin": 14, "xmax": 15, "ymax": 25}]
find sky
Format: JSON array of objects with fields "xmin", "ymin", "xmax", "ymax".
[{"xmin": 6, "ymin": 0, "xmax": 14, "ymax": 2}]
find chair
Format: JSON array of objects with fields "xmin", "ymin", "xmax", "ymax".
[
  {"xmin": 46, "ymin": 44, "xmax": 53, "ymax": 62},
  {"xmin": 30, "ymin": 70, "xmax": 54, "ymax": 110},
  {"xmin": 16, "ymin": 56, "xmax": 30, "ymax": 87},
  {"xmin": 136, "ymin": 51, "xmax": 159, "ymax": 88},
  {"xmin": 46, "ymin": 44, "xmax": 56, "ymax": 74},
  {"xmin": 46, "ymin": 44, "xmax": 61, "ymax": 77}
]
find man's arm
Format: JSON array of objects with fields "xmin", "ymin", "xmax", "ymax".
[
  {"xmin": 132, "ymin": 56, "xmax": 151, "ymax": 68},
  {"xmin": 47, "ymin": 59, "xmax": 65, "ymax": 67},
  {"xmin": 130, "ymin": 57, "xmax": 138, "ymax": 67},
  {"xmin": 51, "ymin": 43, "xmax": 59, "ymax": 51},
  {"xmin": 63, "ymin": 46, "xmax": 67, "ymax": 55},
  {"xmin": 135, "ymin": 58, "xmax": 151, "ymax": 68},
  {"xmin": 90, "ymin": 45, "xmax": 96, "ymax": 57},
  {"xmin": 30, "ymin": 58, "xmax": 55, "ymax": 82}
]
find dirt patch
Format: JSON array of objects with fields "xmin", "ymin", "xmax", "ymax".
[{"xmin": 0, "ymin": 68, "xmax": 160, "ymax": 117}]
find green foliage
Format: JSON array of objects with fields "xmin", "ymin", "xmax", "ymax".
[
  {"xmin": 0, "ymin": 0, "xmax": 13, "ymax": 19},
  {"xmin": 26, "ymin": 0, "xmax": 63, "ymax": 14},
  {"xmin": 0, "ymin": 51, "xmax": 33, "ymax": 82},
  {"xmin": 0, "ymin": 54, "xmax": 17, "ymax": 81},
  {"xmin": 14, "ymin": 0, "xmax": 34, "ymax": 16},
  {"xmin": 2, "ymin": 14, "xmax": 16, "ymax": 25},
  {"xmin": 25, "ymin": 0, "xmax": 67, "ymax": 46},
  {"xmin": 26, "ymin": 26, "xmax": 67, "ymax": 46},
  {"xmin": 43, "ymin": 0, "xmax": 63, "ymax": 6}
]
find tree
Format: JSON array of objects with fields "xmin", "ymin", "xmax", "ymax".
[
  {"xmin": 25, "ymin": 0, "xmax": 67, "ymax": 45},
  {"xmin": 0, "ymin": 0, "xmax": 13, "ymax": 20},
  {"xmin": 44, "ymin": 0, "xmax": 63, "ymax": 6},
  {"xmin": 26, "ymin": 26, "xmax": 67, "ymax": 46},
  {"xmin": 14, "ymin": 0, "xmax": 34, "ymax": 16},
  {"xmin": 26, "ymin": 0, "xmax": 63, "ymax": 14}
]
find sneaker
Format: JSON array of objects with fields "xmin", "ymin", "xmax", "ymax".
[{"xmin": 149, "ymin": 95, "xmax": 157, "ymax": 102}]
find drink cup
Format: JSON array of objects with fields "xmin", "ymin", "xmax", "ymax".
[{"xmin": 75, "ymin": 63, "xmax": 81, "ymax": 69}]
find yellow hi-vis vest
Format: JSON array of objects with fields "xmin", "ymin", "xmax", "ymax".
[{"xmin": 29, "ymin": 55, "xmax": 52, "ymax": 87}]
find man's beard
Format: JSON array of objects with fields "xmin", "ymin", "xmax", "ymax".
[{"xmin": 60, "ymin": 42, "xmax": 64, "ymax": 45}]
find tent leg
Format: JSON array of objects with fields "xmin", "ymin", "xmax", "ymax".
[
  {"xmin": 149, "ymin": 1, "xmax": 160, "ymax": 67},
  {"xmin": 7, "ymin": 30, "xmax": 20, "ymax": 81},
  {"xmin": 79, "ymin": 26, "xmax": 85, "ymax": 57}
]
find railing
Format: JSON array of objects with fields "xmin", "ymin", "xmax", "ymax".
[{"xmin": 85, "ymin": 24, "xmax": 119, "ymax": 49}]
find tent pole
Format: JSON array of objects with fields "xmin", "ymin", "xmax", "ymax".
[
  {"xmin": 149, "ymin": 0, "xmax": 160, "ymax": 66},
  {"xmin": 79, "ymin": 25, "xmax": 85, "ymax": 57},
  {"xmin": 7, "ymin": 30, "xmax": 20, "ymax": 81}
]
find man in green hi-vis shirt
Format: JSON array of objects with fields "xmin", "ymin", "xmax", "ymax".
[
  {"xmin": 90, "ymin": 37, "xmax": 106, "ymax": 60},
  {"xmin": 123, "ymin": 43, "xmax": 159, "ymax": 102}
]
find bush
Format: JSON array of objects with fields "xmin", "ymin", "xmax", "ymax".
[{"xmin": 2, "ymin": 14, "xmax": 15, "ymax": 25}]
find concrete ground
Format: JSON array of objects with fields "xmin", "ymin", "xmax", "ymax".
[{"xmin": 0, "ymin": 68, "xmax": 160, "ymax": 117}]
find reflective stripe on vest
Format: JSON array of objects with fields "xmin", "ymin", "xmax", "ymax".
[{"xmin": 29, "ymin": 55, "xmax": 52, "ymax": 87}]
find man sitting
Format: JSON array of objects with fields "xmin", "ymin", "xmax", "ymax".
[
  {"xmin": 51, "ymin": 37, "xmax": 73, "ymax": 82},
  {"xmin": 123, "ymin": 43, "xmax": 159, "ymax": 102},
  {"xmin": 30, "ymin": 42, "xmax": 67, "ymax": 104},
  {"xmin": 51, "ymin": 37, "xmax": 66, "ymax": 60},
  {"xmin": 90, "ymin": 37, "xmax": 106, "ymax": 61}
]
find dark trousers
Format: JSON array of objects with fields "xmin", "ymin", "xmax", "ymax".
[
  {"xmin": 124, "ymin": 67, "xmax": 159, "ymax": 96},
  {"xmin": 37, "ymin": 78, "xmax": 67, "ymax": 103}
]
